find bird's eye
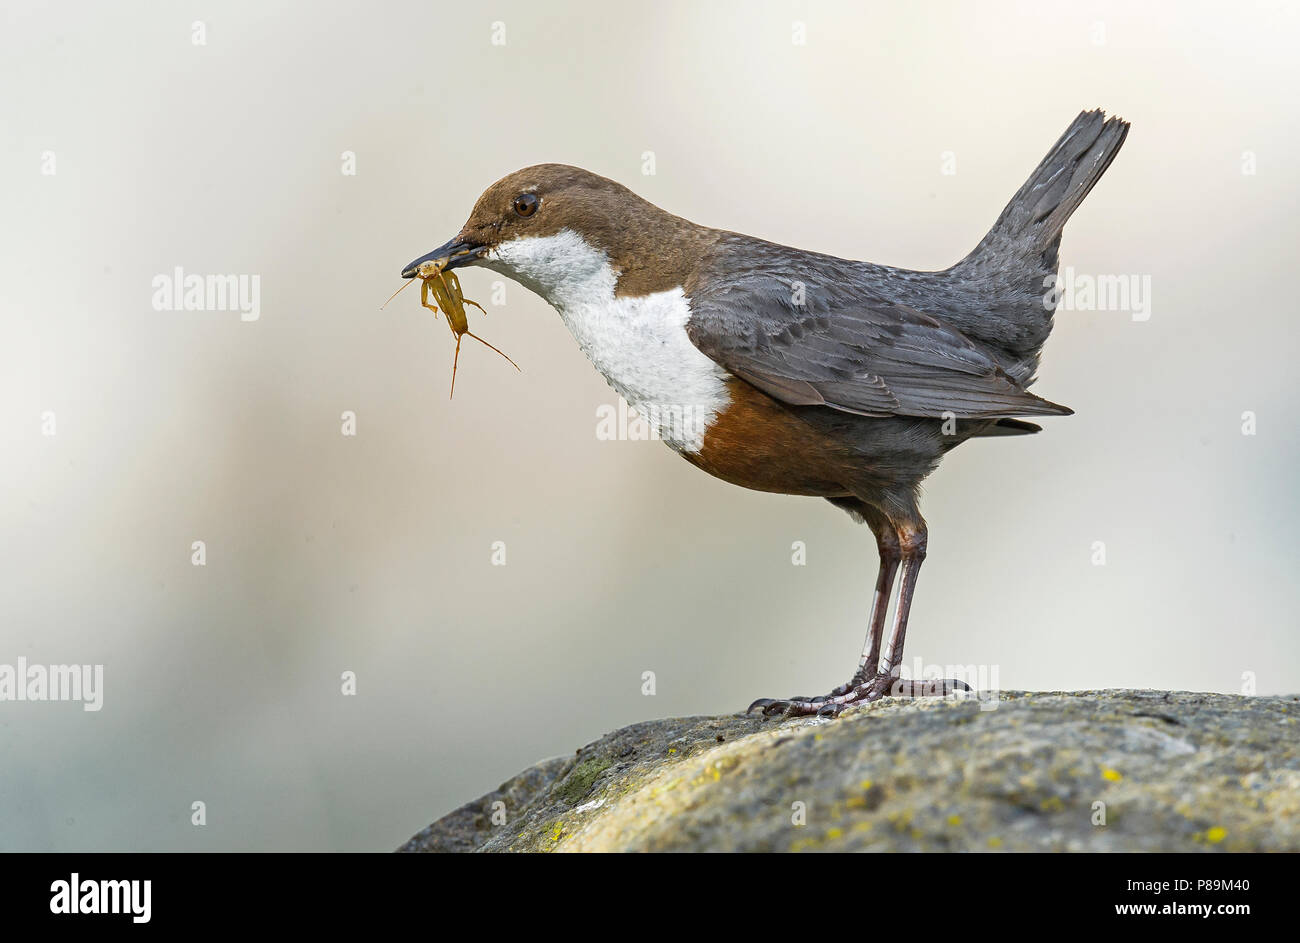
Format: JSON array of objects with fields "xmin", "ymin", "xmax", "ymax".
[{"xmin": 513, "ymin": 193, "xmax": 539, "ymax": 218}]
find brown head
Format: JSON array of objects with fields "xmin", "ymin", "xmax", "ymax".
[{"xmin": 400, "ymin": 164, "xmax": 716, "ymax": 301}]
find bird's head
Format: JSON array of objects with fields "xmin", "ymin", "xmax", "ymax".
[{"xmin": 401, "ymin": 164, "xmax": 709, "ymax": 304}]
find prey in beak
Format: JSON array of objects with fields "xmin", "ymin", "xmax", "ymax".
[
  {"xmin": 400, "ymin": 237, "xmax": 486, "ymax": 279},
  {"xmin": 386, "ymin": 235, "xmax": 517, "ymax": 399}
]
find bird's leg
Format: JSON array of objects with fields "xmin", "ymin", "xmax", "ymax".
[
  {"xmin": 851, "ymin": 519, "xmax": 971, "ymax": 708},
  {"xmin": 851, "ymin": 512, "xmax": 901, "ymax": 685},
  {"xmin": 747, "ymin": 514, "xmax": 970, "ymax": 718},
  {"xmin": 789, "ymin": 512, "xmax": 898, "ymax": 702},
  {"xmin": 869, "ymin": 523, "xmax": 928, "ymax": 696}
]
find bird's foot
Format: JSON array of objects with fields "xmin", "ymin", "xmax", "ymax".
[{"xmin": 746, "ymin": 673, "xmax": 971, "ymax": 719}]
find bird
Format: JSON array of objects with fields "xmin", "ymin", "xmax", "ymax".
[{"xmin": 400, "ymin": 109, "xmax": 1129, "ymax": 717}]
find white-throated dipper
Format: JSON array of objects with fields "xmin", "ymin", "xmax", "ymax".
[{"xmin": 400, "ymin": 109, "xmax": 1129, "ymax": 716}]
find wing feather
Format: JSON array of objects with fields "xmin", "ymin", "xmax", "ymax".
[{"xmin": 686, "ymin": 264, "xmax": 1071, "ymax": 421}]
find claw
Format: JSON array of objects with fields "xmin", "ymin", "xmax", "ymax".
[
  {"xmin": 748, "ymin": 672, "xmax": 974, "ymax": 719},
  {"xmin": 891, "ymin": 677, "xmax": 973, "ymax": 698}
]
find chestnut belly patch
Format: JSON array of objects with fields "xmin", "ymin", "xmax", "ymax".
[{"xmin": 683, "ymin": 378, "xmax": 865, "ymax": 497}]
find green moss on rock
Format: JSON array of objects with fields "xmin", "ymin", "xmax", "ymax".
[{"xmin": 554, "ymin": 757, "xmax": 613, "ymax": 805}]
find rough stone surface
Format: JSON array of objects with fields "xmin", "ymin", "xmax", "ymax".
[{"xmin": 399, "ymin": 690, "xmax": 1300, "ymax": 853}]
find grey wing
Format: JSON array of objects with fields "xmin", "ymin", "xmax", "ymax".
[{"xmin": 685, "ymin": 275, "xmax": 1071, "ymax": 420}]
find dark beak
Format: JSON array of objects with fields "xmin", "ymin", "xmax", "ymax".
[{"xmin": 400, "ymin": 237, "xmax": 485, "ymax": 279}]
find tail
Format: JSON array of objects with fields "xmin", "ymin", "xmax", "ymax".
[
  {"xmin": 972, "ymin": 109, "xmax": 1129, "ymax": 261},
  {"xmin": 949, "ymin": 110, "xmax": 1130, "ymax": 378}
]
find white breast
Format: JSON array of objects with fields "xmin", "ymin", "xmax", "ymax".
[{"xmin": 482, "ymin": 230, "xmax": 730, "ymax": 452}]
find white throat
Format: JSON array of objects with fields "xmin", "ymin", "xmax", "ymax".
[{"xmin": 481, "ymin": 230, "xmax": 729, "ymax": 452}]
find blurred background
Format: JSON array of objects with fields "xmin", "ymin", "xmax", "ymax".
[{"xmin": 2, "ymin": 0, "xmax": 1297, "ymax": 851}]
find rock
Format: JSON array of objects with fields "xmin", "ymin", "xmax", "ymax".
[{"xmin": 398, "ymin": 690, "xmax": 1300, "ymax": 853}]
